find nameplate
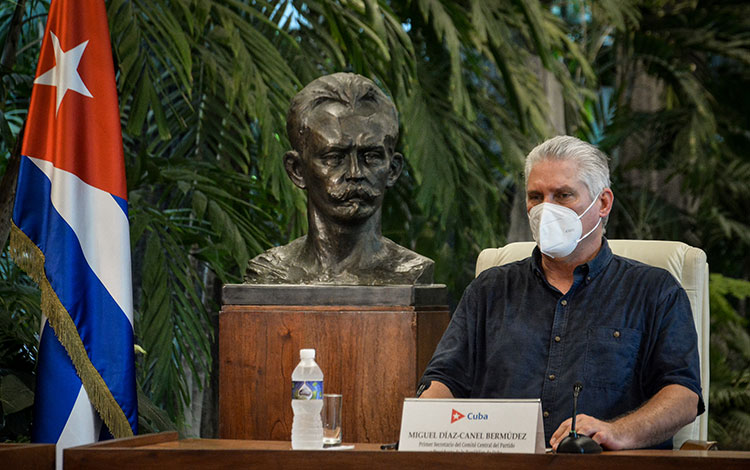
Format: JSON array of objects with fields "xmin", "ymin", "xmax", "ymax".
[{"xmin": 398, "ymin": 398, "xmax": 545, "ymax": 453}]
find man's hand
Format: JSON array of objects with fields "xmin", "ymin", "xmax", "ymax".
[
  {"xmin": 549, "ymin": 384, "xmax": 699, "ymax": 451},
  {"xmin": 549, "ymin": 414, "xmax": 631, "ymax": 451},
  {"xmin": 419, "ymin": 381, "xmax": 454, "ymax": 398}
]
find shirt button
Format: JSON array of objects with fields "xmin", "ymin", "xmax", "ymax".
[
  {"xmin": 554, "ymin": 336, "xmax": 561, "ymax": 342},
  {"xmin": 613, "ymin": 330, "xmax": 621, "ymax": 338},
  {"xmin": 560, "ymin": 300, "xmax": 568, "ymax": 306},
  {"xmin": 543, "ymin": 411, "xmax": 550, "ymax": 418},
  {"xmin": 548, "ymin": 374, "xmax": 556, "ymax": 381}
]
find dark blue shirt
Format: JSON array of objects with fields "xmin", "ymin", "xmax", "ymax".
[{"xmin": 421, "ymin": 239, "xmax": 704, "ymax": 448}]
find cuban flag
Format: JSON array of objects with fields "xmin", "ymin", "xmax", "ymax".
[{"xmin": 9, "ymin": 0, "xmax": 137, "ymax": 464}]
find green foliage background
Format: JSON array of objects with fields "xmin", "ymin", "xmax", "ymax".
[{"xmin": 1, "ymin": 0, "xmax": 749, "ymax": 449}]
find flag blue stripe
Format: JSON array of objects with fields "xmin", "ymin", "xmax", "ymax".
[
  {"xmin": 14, "ymin": 156, "xmax": 137, "ymax": 434},
  {"xmin": 31, "ymin": 321, "xmax": 82, "ymax": 443},
  {"xmin": 112, "ymin": 193, "xmax": 128, "ymax": 214}
]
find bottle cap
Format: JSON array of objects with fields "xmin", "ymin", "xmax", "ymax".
[{"xmin": 300, "ymin": 348, "xmax": 316, "ymax": 359}]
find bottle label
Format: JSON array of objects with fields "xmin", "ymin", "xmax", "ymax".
[{"xmin": 292, "ymin": 380, "xmax": 323, "ymax": 400}]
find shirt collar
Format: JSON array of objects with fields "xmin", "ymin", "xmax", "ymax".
[
  {"xmin": 586, "ymin": 237, "xmax": 613, "ymax": 279},
  {"xmin": 531, "ymin": 237, "xmax": 613, "ymax": 281}
]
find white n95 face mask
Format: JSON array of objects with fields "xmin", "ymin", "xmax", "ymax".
[{"xmin": 528, "ymin": 194, "xmax": 602, "ymax": 259}]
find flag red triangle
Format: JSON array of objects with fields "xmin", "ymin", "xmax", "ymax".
[{"xmin": 450, "ymin": 408, "xmax": 466, "ymax": 424}]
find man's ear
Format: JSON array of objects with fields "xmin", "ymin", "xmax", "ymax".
[
  {"xmin": 284, "ymin": 150, "xmax": 306, "ymax": 190},
  {"xmin": 599, "ymin": 187, "xmax": 614, "ymax": 218},
  {"xmin": 386, "ymin": 152, "xmax": 404, "ymax": 188}
]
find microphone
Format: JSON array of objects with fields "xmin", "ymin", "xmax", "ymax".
[{"xmin": 556, "ymin": 382, "xmax": 602, "ymax": 454}]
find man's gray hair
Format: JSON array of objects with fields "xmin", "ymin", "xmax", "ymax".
[{"xmin": 524, "ymin": 135, "xmax": 611, "ymax": 202}]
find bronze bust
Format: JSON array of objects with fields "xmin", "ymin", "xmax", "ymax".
[{"xmin": 245, "ymin": 73, "xmax": 434, "ymax": 285}]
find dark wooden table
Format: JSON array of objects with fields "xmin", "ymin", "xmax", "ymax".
[
  {"xmin": 63, "ymin": 432, "xmax": 750, "ymax": 470},
  {"xmin": 0, "ymin": 442, "xmax": 55, "ymax": 470}
]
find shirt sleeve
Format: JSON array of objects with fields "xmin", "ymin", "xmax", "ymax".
[
  {"xmin": 643, "ymin": 273, "xmax": 705, "ymax": 415},
  {"xmin": 419, "ymin": 280, "xmax": 480, "ymax": 398}
]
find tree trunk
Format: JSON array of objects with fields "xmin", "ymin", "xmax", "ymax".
[
  {"xmin": 0, "ymin": 0, "xmax": 26, "ymax": 71},
  {"xmin": 0, "ymin": 0, "xmax": 28, "ymax": 248},
  {"xmin": 0, "ymin": 126, "xmax": 23, "ymax": 249},
  {"xmin": 506, "ymin": 57, "xmax": 565, "ymax": 243},
  {"xmin": 181, "ymin": 260, "xmax": 220, "ymax": 438},
  {"xmin": 200, "ymin": 268, "xmax": 221, "ymax": 438},
  {"xmin": 615, "ymin": 57, "xmax": 698, "ymax": 239}
]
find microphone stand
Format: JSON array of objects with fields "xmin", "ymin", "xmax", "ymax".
[{"xmin": 556, "ymin": 382, "xmax": 602, "ymax": 454}]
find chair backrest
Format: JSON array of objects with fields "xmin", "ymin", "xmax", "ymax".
[{"xmin": 475, "ymin": 240, "xmax": 709, "ymax": 448}]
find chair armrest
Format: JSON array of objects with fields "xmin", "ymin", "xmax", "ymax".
[{"xmin": 679, "ymin": 440, "xmax": 718, "ymax": 451}]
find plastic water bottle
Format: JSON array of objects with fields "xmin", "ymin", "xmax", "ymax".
[{"xmin": 291, "ymin": 348, "xmax": 324, "ymax": 449}]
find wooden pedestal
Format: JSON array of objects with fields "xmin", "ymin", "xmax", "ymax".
[{"xmin": 218, "ymin": 285, "xmax": 449, "ymax": 444}]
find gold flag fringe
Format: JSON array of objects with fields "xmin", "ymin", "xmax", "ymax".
[{"xmin": 10, "ymin": 222, "xmax": 134, "ymax": 439}]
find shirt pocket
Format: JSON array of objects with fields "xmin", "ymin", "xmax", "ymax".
[{"xmin": 584, "ymin": 327, "xmax": 642, "ymax": 390}]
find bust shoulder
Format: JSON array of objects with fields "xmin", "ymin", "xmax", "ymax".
[
  {"xmin": 244, "ymin": 236, "xmax": 434, "ymax": 285},
  {"xmin": 244, "ymin": 237, "xmax": 308, "ymax": 284},
  {"xmin": 377, "ymin": 237, "xmax": 434, "ymax": 284}
]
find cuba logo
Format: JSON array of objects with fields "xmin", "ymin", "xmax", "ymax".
[{"xmin": 450, "ymin": 409, "xmax": 488, "ymax": 424}]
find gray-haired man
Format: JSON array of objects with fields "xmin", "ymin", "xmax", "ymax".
[{"xmin": 419, "ymin": 136, "xmax": 703, "ymax": 451}]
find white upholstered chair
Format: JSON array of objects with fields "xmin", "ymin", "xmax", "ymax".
[{"xmin": 475, "ymin": 240, "xmax": 709, "ymax": 449}]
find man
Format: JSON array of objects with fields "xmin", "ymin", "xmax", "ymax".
[
  {"xmin": 245, "ymin": 73, "xmax": 433, "ymax": 285},
  {"xmin": 419, "ymin": 135, "xmax": 703, "ymax": 450}
]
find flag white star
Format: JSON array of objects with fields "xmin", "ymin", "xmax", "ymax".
[{"xmin": 34, "ymin": 31, "xmax": 93, "ymax": 115}]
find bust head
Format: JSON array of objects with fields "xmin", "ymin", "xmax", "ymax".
[
  {"xmin": 244, "ymin": 73, "xmax": 434, "ymax": 285},
  {"xmin": 284, "ymin": 73, "xmax": 403, "ymax": 225}
]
